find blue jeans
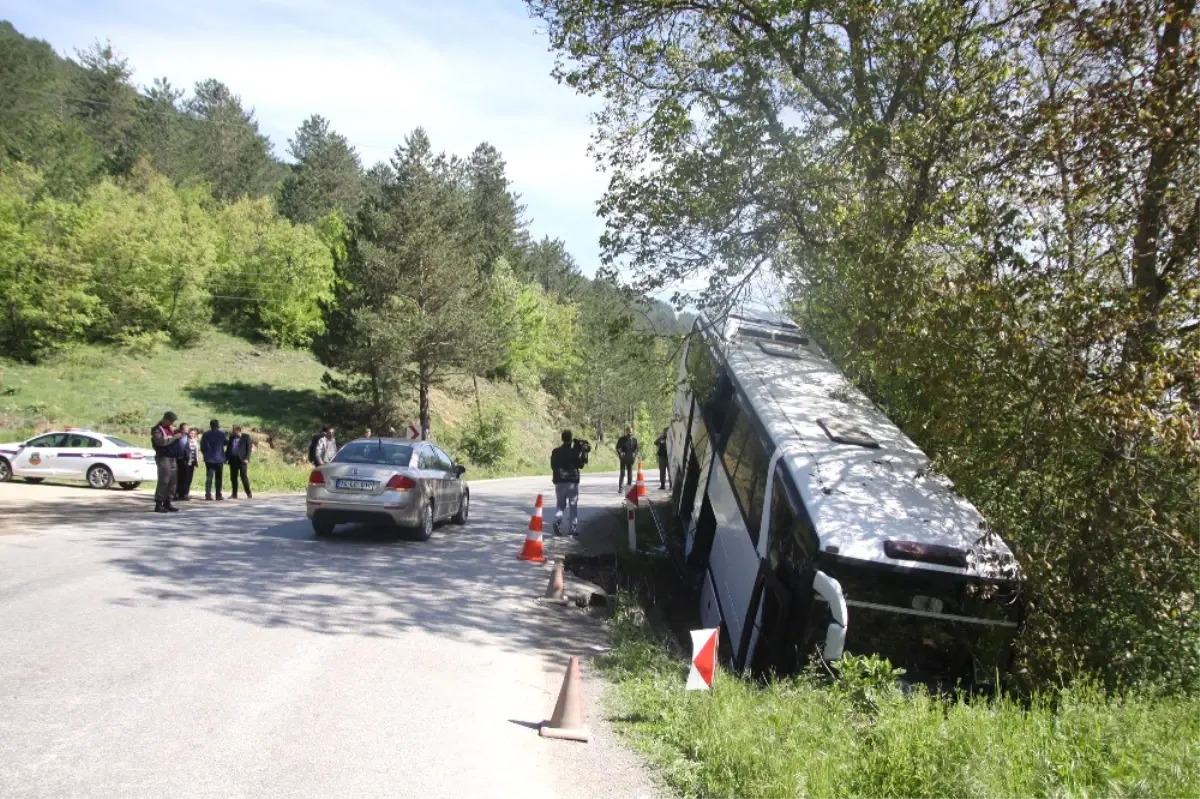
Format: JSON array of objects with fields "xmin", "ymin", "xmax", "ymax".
[{"xmin": 554, "ymin": 482, "xmax": 579, "ymax": 532}]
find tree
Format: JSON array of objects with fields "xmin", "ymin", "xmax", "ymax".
[
  {"xmin": 183, "ymin": 79, "xmax": 282, "ymax": 202},
  {"xmin": 74, "ymin": 161, "xmax": 220, "ymax": 345},
  {"xmin": 214, "ymin": 197, "xmax": 336, "ymax": 346},
  {"xmin": 322, "ymin": 129, "xmax": 493, "ymax": 437},
  {"xmin": 0, "ymin": 164, "xmax": 99, "ymax": 360},
  {"xmin": 465, "ymin": 142, "xmax": 525, "ymax": 273},
  {"xmin": 530, "ymin": 0, "xmax": 1200, "ymax": 690},
  {"xmin": 69, "ymin": 42, "xmax": 139, "ymax": 175},
  {"xmin": 278, "ymin": 114, "xmax": 363, "ymax": 224}
]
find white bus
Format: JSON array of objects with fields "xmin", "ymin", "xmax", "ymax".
[{"xmin": 666, "ymin": 310, "xmax": 1023, "ymax": 688}]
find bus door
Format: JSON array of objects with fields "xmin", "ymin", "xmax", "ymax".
[{"xmin": 748, "ymin": 469, "xmax": 818, "ymax": 676}]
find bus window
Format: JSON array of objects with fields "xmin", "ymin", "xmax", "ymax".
[
  {"xmin": 721, "ymin": 394, "xmax": 772, "ymax": 545},
  {"xmin": 687, "ymin": 337, "xmax": 735, "ymax": 436}
]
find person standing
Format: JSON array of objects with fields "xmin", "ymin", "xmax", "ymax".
[
  {"xmin": 225, "ymin": 425, "xmax": 253, "ymax": 499},
  {"xmin": 655, "ymin": 427, "xmax": 671, "ymax": 490},
  {"xmin": 175, "ymin": 425, "xmax": 199, "ymax": 501},
  {"xmin": 551, "ymin": 430, "xmax": 586, "ymax": 537},
  {"xmin": 150, "ymin": 411, "xmax": 183, "ymax": 513},
  {"xmin": 616, "ymin": 426, "xmax": 639, "ymax": 493},
  {"xmin": 200, "ymin": 419, "xmax": 227, "ymax": 501},
  {"xmin": 314, "ymin": 424, "xmax": 338, "ymax": 466}
]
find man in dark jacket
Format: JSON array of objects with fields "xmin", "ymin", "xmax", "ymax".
[
  {"xmin": 551, "ymin": 430, "xmax": 586, "ymax": 536},
  {"xmin": 200, "ymin": 419, "xmax": 227, "ymax": 501},
  {"xmin": 174, "ymin": 423, "xmax": 198, "ymax": 501},
  {"xmin": 655, "ymin": 427, "xmax": 670, "ymax": 490},
  {"xmin": 225, "ymin": 426, "xmax": 253, "ymax": 499},
  {"xmin": 616, "ymin": 426, "xmax": 639, "ymax": 493},
  {"xmin": 150, "ymin": 411, "xmax": 184, "ymax": 513}
]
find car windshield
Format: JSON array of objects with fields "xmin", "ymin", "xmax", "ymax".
[
  {"xmin": 104, "ymin": 436, "xmax": 137, "ymax": 448},
  {"xmin": 333, "ymin": 441, "xmax": 414, "ymax": 467}
]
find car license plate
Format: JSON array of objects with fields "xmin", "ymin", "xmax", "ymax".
[{"xmin": 335, "ymin": 478, "xmax": 376, "ymax": 491}]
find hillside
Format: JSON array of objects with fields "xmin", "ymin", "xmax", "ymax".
[{"xmin": 0, "ymin": 332, "xmax": 624, "ymax": 491}]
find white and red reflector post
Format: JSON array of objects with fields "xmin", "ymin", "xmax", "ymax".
[{"xmin": 686, "ymin": 628, "xmax": 719, "ymax": 691}]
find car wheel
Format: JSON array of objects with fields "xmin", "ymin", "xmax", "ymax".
[
  {"xmin": 411, "ymin": 501, "xmax": 434, "ymax": 542},
  {"xmin": 87, "ymin": 465, "xmax": 114, "ymax": 490},
  {"xmin": 312, "ymin": 518, "xmax": 335, "ymax": 537},
  {"xmin": 451, "ymin": 490, "xmax": 469, "ymax": 525},
  {"xmin": 24, "ymin": 477, "xmax": 43, "ymax": 484},
  {"xmin": 0, "ymin": 458, "xmax": 10, "ymax": 483}
]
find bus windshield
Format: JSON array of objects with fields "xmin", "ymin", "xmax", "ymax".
[{"xmin": 824, "ymin": 560, "xmax": 1021, "ymax": 688}]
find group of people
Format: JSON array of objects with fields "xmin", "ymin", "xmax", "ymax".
[
  {"xmin": 151, "ymin": 412, "xmax": 254, "ymax": 513},
  {"xmin": 549, "ymin": 424, "xmax": 672, "ymax": 537}
]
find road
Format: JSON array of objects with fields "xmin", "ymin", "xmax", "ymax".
[{"xmin": 0, "ymin": 473, "xmax": 658, "ymax": 798}]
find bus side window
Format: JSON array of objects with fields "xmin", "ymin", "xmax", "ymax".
[
  {"xmin": 722, "ymin": 394, "xmax": 771, "ymax": 546},
  {"xmin": 759, "ymin": 469, "xmax": 816, "ymax": 674}
]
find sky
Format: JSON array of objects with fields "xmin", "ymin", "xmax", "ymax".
[{"xmin": 0, "ymin": 0, "xmax": 610, "ymax": 272}]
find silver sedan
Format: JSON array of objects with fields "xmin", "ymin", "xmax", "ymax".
[{"xmin": 305, "ymin": 439, "xmax": 469, "ymax": 539}]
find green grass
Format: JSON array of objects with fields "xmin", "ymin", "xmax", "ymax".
[
  {"xmin": 598, "ymin": 598, "xmax": 1200, "ymax": 799},
  {"xmin": 0, "ymin": 332, "xmax": 629, "ymax": 492},
  {"xmin": 599, "ymin": 509, "xmax": 1200, "ymax": 799}
]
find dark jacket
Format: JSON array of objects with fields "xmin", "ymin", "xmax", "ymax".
[
  {"xmin": 616, "ymin": 434, "xmax": 639, "ymax": 463},
  {"xmin": 551, "ymin": 444, "xmax": 583, "ymax": 485},
  {"xmin": 655, "ymin": 435, "xmax": 668, "ymax": 461},
  {"xmin": 200, "ymin": 429, "xmax": 227, "ymax": 464},
  {"xmin": 151, "ymin": 423, "xmax": 184, "ymax": 459},
  {"xmin": 226, "ymin": 433, "xmax": 253, "ymax": 463}
]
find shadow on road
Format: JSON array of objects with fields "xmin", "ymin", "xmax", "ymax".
[{"xmin": 95, "ymin": 481, "xmax": 621, "ymax": 661}]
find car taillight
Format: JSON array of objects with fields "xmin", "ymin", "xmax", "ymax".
[
  {"xmin": 308, "ymin": 470, "xmax": 325, "ymax": 485},
  {"xmin": 386, "ymin": 474, "xmax": 416, "ymax": 491},
  {"xmin": 117, "ymin": 453, "xmax": 144, "ymax": 460}
]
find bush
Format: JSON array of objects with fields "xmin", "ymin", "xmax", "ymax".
[{"xmin": 456, "ymin": 408, "xmax": 510, "ymax": 467}]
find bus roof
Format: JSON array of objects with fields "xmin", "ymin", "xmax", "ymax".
[{"xmin": 702, "ymin": 312, "xmax": 1018, "ymax": 579}]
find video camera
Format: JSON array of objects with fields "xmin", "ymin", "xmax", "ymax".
[{"xmin": 572, "ymin": 438, "xmax": 591, "ymax": 467}]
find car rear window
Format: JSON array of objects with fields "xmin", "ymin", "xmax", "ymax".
[
  {"xmin": 104, "ymin": 436, "xmax": 137, "ymax": 448},
  {"xmin": 333, "ymin": 441, "xmax": 414, "ymax": 467}
]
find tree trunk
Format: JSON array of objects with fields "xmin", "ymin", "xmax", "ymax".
[{"xmin": 419, "ymin": 360, "xmax": 431, "ymax": 440}]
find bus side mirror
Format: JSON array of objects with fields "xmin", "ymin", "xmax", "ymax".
[{"xmin": 812, "ymin": 570, "xmax": 848, "ymax": 662}]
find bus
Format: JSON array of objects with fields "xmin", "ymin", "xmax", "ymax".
[{"xmin": 666, "ymin": 309, "xmax": 1023, "ymax": 689}]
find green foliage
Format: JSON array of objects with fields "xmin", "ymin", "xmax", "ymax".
[
  {"xmin": 599, "ymin": 594, "xmax": 1200, "ymax": 799},
  {"xmin": 75, "ymin": 164, "xmax": 219, "ymax": 346},
  {"xmin": 182, "ymin": 79, "xmax": 283, "ymax": 203},
  {"xmin": 214, "ymin": 197, "xmax": 335, "ymax": 346},
  {"xmin": 0, "ymin": 165, "xmax": 99, "ymax": 360}
]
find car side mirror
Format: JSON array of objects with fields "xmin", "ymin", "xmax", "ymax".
[{"xmin": 453, "ymin": 464, "xmax": 467, "ymax": 476}]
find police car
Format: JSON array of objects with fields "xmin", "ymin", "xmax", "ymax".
[{"xmin": 0, "ymin": 428, "xmax": 159, "ymax": 489}]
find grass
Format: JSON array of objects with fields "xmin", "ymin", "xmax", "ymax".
[
  {"xmin": 598, "ymin": 505, "xmax": 1200, "ymax": 799},
  {"xmin": 0, "ymin": 331, "xmax": 631, "ymax": 492}
]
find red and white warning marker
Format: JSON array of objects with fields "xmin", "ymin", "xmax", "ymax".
[
  {"xmin": 686, "ymin": 628, "xmax": 719, "ymax": 691},
  {"xmin": 400, "ymin": 424, "xmax": 421, "ymax": 440}
]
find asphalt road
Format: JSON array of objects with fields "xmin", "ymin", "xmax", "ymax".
[{"xmin": 0, "ymin": 473, "xmax": 658, "ymax": 798}]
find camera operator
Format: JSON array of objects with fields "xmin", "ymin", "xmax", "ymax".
[{"xmin": 550, "ymin": 430, "xmax": 589, "ymax": 537}]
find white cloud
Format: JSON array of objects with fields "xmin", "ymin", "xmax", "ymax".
[{"xmin": 0, "ymin": 0, "xmax": 610, "ymax": 270}]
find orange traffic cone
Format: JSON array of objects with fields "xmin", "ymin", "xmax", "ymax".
[
  {"xmin": 635, "ymin": 462, "xmax": 648, "ymax": 501},
  {"xmin": 540, "ymin": 655, "xmax": 590, "ymax": 742},
  {"xmin": 519, "ymin": 494, "xmax": 546, "ymax": 563},
  {"xmin": 545, "ymin": 560, "xmax": 565, "ymax": 600}
]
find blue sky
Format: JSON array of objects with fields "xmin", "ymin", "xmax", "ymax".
[{"xmin": 0, "ymin": 0, "xmax": 609, "ymax": 272}]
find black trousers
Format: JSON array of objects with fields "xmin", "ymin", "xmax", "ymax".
[
  {"xmin": 658, "ymin": 458, "xmax": 670, "ymax": 489},
  {"xmin": 228, "ymin": 457, "xmax": 251, "ymax": 497},
  {"xmin": 619, "ymin": 460, "xmax": 635, "ymax": 489},
  {"xmin": 176, "ymin": 460, "xmax": 195, "ymax": 498},
  {"xmin": 205, "ymin": 463, "xmax": 224, "ymax": 497}
]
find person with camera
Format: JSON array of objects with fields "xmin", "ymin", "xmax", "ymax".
[{"xmin": 550, "ymin": 430, "xmax": 590, "ymax": 537}]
